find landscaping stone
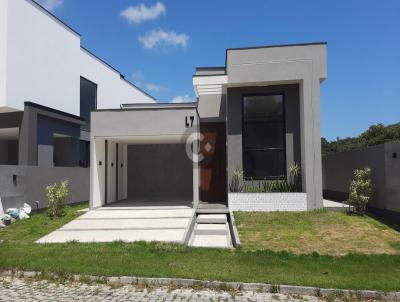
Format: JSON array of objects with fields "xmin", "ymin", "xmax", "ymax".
[
  {"xmin": 279, "ymin": 285, "xmax": 316, "ymax": 296},
  {"xmin": 1, "ymin": 270, "xmax": 399, "ymax": 301},
  {"xmin": 0, "ymin": 276, "xmax": 324, "ymax": 301}
]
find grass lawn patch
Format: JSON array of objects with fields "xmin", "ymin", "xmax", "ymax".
[
  {"xmin": 234, "ymin": 211, "xmax": 400, "ymax": 255},
  {"xmin": 0, "ymin": 204, "xmax": 400, "ymax": 292}
]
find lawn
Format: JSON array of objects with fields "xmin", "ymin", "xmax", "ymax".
[
  {"xmin": 0, "ymin": 204, "xmax": 400, "ymax": 292},
  {"xmin": 234, "ymin": 211, "xmax": 400, "ymax": 255}
]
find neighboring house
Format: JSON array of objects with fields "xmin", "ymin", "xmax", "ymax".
[
  {"xmin": 90, "ymin": 43, "xmax": 327, "ymax": 212},
  {"xmin": 323, "ymin": 141, "xmax": 400, "ymax": 222},
  {"xmin": 0, "ymin": 0, "xmax": 154, "ymax": 210}
]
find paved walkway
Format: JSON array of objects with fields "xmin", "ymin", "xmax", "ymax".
[
  {"xmin": 37, "ymin": 200, "xmax": 194, "ymax": 244},
  {"xmin": 0, "ymin": 277, "xmax": 323, "ymax": 302},
  {"xmin": 323, "ymin": 199, "xmax": 352, "ymax": 211}
]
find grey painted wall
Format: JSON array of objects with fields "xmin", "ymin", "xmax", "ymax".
[
  {"xmin": 384, "ymin": 142, "xmax": 400, "ymax": 213},
  {"xmin": 18, "ymin": 103, "xmax": 85, "ymax": 166},
  {"xmin": 127, "ymin": 144, "xmax": 193, "ymax": 201},
  {"xmin": 37, "ymin": 115, "xmax": 81, "ymax": 167},
  {"xmin": 226, "ymin": 44, "xmax": 327, "ymax": 84},
  {"xmin": 225, "ymin": 44, "xmax": 327, "ymax": 209},
  {"xmin": 0, "ymin": 141, "xmax": 8, "ymax": 164},
  {"xmin": 323, "ymin": 142, "xmax": 400, "ymax": 214},
  {"xmin": 54, "ymin": 137, "xmax": 80, "ymax": 167},
  {"xmin": 226, "ymin": 84, "xmax": 301, "ymax": 187},
  {"xmin": 92, "ymin": 107, "xmax": 199, "ymax": 138},
  {"xmin": 195, "ymin": 68, "xmax": 226, "ymax": 76},
  {"xmin": 0, "ymin": 140, "xmax": 18, "ymax": 165},
  {"xmin": 0, "ymin": 112, "xmax": 23, "ymax": 128},
  {"xmin": 0, "ymin": 165, "xmax": 89, "ymax": 210},
  {"xmin": 197, "ymin": 94, "xmax": 226, "ymax": 122}
]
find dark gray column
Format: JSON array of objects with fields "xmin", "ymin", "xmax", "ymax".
[{"xmin": 18, "ymin": 106, "xmax": 38, "ymax": 166}]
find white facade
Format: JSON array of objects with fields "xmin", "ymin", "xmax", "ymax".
[
  {"xmin": 80, "ymin": 48, "xmax": 154, "ymax": 110},
  {"xmin": 0, "ymin": 0, "xmax": 154, "ymax": 115}
]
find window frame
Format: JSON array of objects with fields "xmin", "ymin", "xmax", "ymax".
[
  {"xmin": 241, "ymin": 92, "xmax": 287, "ymax": 180},
  {"xmin": 80, "ymin": 76, "xmax": 98, "ymax": 126}
]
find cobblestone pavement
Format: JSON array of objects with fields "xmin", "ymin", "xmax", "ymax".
[{"xmin": 0, "ymin": 276, "xmax": 324, "ymax": 302}]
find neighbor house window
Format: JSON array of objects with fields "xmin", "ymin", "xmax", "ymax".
[
  {"xmin": 242, "ymin": 94, "xmax": 286, "ymax": 179},
  {"xmin": 80, "ymin": 77, "xmax": 97, "ymax": 129}
]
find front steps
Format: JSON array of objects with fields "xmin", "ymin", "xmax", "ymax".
[
  {"xmin": 189, "ymin": 213, "xmax": 232, "ymax": 248},
  {"xmin": 196, "ymin": 214, "xmax": 227, "ymax": 224}
]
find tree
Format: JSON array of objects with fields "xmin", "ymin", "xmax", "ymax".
[{"xmin": 321, "ymin": 123, "xmax": 400, "ymax": 155}]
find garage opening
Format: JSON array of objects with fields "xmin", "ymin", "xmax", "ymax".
[
  {"xmin": 102, "ymin": 137, "xmax": 197, "ymax": 208},
  {"xmin": 127, "ymin": 143, "xmax": 193, "ymax": 203},
  {"xmin": 90, "ymin": 103, "xmax": 200, "ymax": 210}
]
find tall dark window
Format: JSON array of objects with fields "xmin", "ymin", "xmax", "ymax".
[
  {"xmin": 242, "ymin": 94, "xmax": 286, "ymax": 179},
  {"xmin": 80, "ymin": 77, "xmax": 97, "ymax": 129}
]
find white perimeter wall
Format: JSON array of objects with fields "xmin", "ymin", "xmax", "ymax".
[{"xmin": 1, "ymin": 0, "xmax": 154, "ymax": 115}]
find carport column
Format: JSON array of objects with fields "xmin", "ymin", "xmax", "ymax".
[
  {"xmin": 117, "ymin": 143, "xmax": 128, "ymax": 200},
  {"xmin": 90, "ymin": 137, "xmax": 105, "ymax": 209},
  {"xmin": 299, "ymin": 78, "xmax": 323, "ymax": 210},
  {"xmin": 123, "ymin": 144, "xmax": 128, "ymax": 199},
  {"xmin": 192, "ymin": 131, "xmax": 200, "ymax": 207},
  {"xmin": 107, "ymin": 141, "xmax": 117, "ymax": 204}
]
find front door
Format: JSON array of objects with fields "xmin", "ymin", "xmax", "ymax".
[{"xmin": 200, "ymin": 123, "xmax": 227, "ymax": 204}]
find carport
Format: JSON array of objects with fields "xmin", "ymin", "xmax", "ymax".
[{"xmin": 90, "ymin": 103, "xmax": 200, "ymax": 209}]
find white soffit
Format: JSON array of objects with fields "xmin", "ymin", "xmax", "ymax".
[{"xmin": 192, "ymin": 75, "xmax": 227, "ymax": 97}]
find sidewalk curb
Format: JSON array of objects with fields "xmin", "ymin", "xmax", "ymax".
[{"xmin": 1, "ymin": 270, "xmax": 399, "ymax": 301}]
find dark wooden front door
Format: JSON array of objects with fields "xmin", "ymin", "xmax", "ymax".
[{"xmin": 200, "ymin": 123, "xmax": 227, "ymax": 204}]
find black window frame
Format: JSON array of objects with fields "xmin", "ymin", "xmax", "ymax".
[
  {"xmin": 80, "ymin": 76, "xmax": 98, "ymax": 129},
  {"xmin": 241, "ymin": 92, "xmax": 287, "ymax": 180}
]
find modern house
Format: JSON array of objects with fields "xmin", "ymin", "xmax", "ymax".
[
  {"xmin": 85, "ymin": 42, "xmax": 327, "ymax": 247},
  {"xmin": 0, "ymin": 0, "xmax": 154, "ymax": 210},
  {"xmin": 90, "ymin": 43, "xmax": 327, "ymax": 212}
]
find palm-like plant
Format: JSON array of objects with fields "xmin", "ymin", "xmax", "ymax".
[{"xmin": 229, "ymin": 167, "xmax": 243, "ymax": 192}]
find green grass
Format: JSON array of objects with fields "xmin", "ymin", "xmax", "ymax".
[
  {"xmin": 234, "ymin": 211, "xmax": 400, "ymax": 255},
  {"xmin": 0, "ymin": 204, "xmax": 400, "ymax": 292}
]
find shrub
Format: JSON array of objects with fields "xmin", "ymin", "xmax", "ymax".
[
  {"xmin": 242, "ymin": 178, "xmax": 293, "ymax": 193},
  {"xmin": 229, "ymin": 167, "xmax": 243, "ymax": 192},
  {"xmin": 288, "ymin": 162, "xmax": 301, "ymax": 192},
  {"xmin": 230, "ymin": 163, "xmax": 301, "ymax": 193},
  {"xmin": 46, "ymin": 179, "xmax": 69, "ymax": 218},
  {"xmin": 347, "ymin": 167, "xmax": 373, "ymax": 215}
]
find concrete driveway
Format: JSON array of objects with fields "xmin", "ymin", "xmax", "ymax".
[{"xmin": 37, "ymin": 200, "xmax": 194, "ymax": 244}]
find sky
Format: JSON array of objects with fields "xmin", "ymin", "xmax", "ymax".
[{"xmin": 36, "ymin": 0, "xmax": 400, "ymax": 141}]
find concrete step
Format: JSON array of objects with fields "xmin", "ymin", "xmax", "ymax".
[
  {"xmin": 62, "ymin": 218, "xmax": 190, "ymax": 230},
  {"xmin": 82, "ymin": 209, "xmax": 193, "ymax": 219},
  {"xmin": 37, "ymin": 228, "xmax": 186, "ymax": 244},
  {"xmin": 196, "ymin": 208, "xmax": 230, "ymax": 214},
  {"xmin": 194, "ymin": 223, "xmax": 228, "ymax": 235},
  {"xmin": 190, "ymin": 234, "xmax": 231, "ymax": 248},
  {"xmin": 196, "ymin": 214, "xmax": 227, "ymax": 224}
]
